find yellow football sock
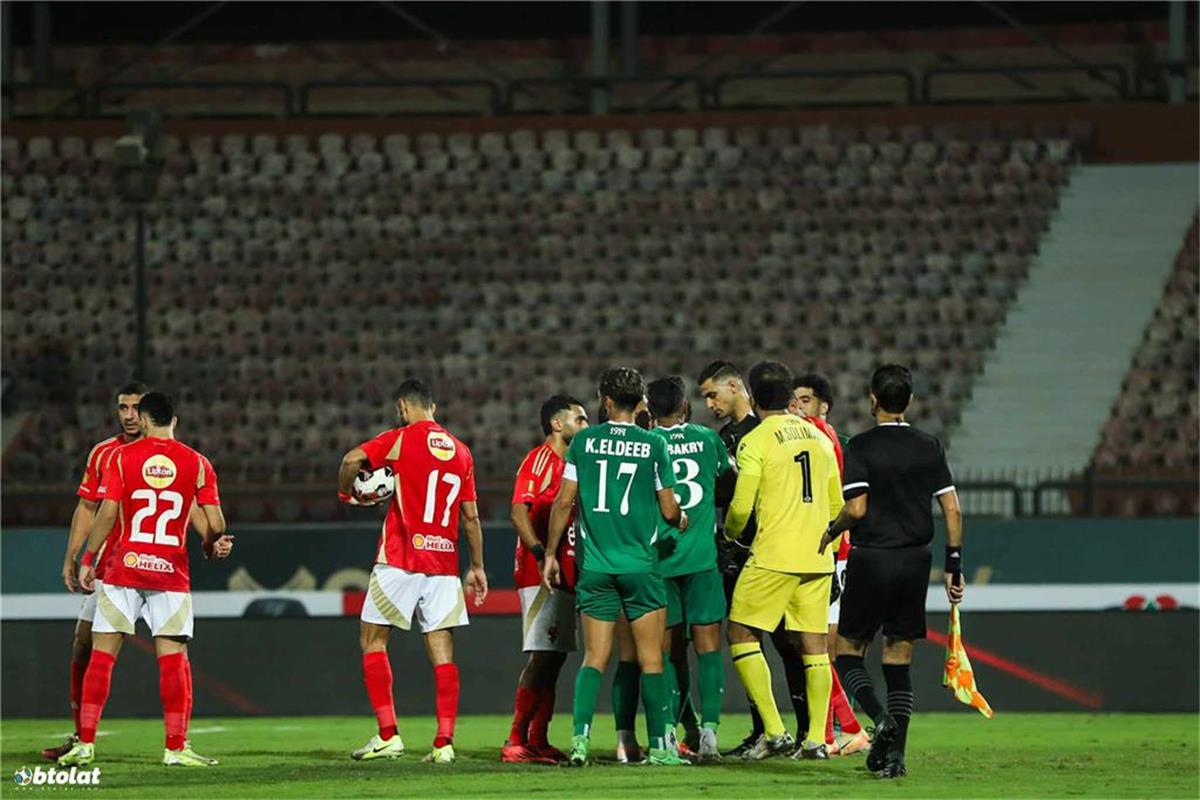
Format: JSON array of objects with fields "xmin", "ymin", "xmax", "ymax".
[
  {"xmin": 730, "ymin": 642, "xmax": 786, "ymax": 738},
  {"xmin": 803, "ymin": 653, "xmax": 833, "ymax": 746}
]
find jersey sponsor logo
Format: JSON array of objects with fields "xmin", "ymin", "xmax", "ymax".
[
  {"xmin": 123, "ymin": 551, "xmax": 176, "ymax": 573},
  {"xmin": 427, "ymin": 431, "xmax": 457, "ymax": 462},
  {"xmin": 142, "ymin": 455, "xmax": 178, "ymax": 489},
  {"xmin": 412, "ymin": 533, "xmax": 455, "ymax": 552}
]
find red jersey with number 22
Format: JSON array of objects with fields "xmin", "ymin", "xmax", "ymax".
[
  {"xmin": 97, "ymin": 437, "xmax": 218, "ymax": 592},
  {"xmin": 361, "ymin": 419, "xmax": 477, "ymax": 577},
  {"xmin": 511, "ymin": 443, "xmax": 577, "ymax": 592}
]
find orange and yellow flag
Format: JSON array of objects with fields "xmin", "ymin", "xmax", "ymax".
[{"xmin": 943, "ymin": 605, "xmax": 994, "ymax": 718}]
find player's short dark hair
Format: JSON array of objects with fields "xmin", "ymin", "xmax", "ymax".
[
  {"xmin": 114, "ymin": 382, "xmax": 148, "ymax": 401},
  {"xmin": 747, "ymin": 360, "xmax": 795, "ymax": 411},
  {"xmin": 598, "ymin": 366, "xmax": 646, "ymax": 412},
  {"xmin": 137, "ymin": 391, "xmax": 174, "ymax": 426},
  {"xmin": 396, "ymin": 379, "xmax": 433, "ymax": 408},
  {"xmin": 871, "ymin": 364, "xmax": 913, "ymax": 413},
  {"xmin": 540, "ymin": 394, "xmax": 584, "ymax": 436},
  {"xmin": 696, "ymin": 360, "xmax": 741, "ymax": 386},
  {"xmin": 646, "ymin": 376, "xmax": 687, "ymax": 419},
  {"xmin": 794, "ymin": 372, "xmax": 834, "ymax": 413}
]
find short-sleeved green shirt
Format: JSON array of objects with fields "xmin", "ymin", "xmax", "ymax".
[
  {"xmin": 564, "ymin": 421, "xmax": 677, "ymax": 574},
  {"xmin": 651, "ymin": 423, "xmax": 731, "ymax": 577}
]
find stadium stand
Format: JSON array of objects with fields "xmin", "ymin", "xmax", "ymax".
[{"xmin": 1, "ymin": 121, "xmax": 1079, "ymax": 518}]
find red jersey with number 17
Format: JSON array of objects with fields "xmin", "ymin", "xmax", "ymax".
[
  {"xmin": 97, "ymin": 437, "xmax": 219, "ymax": 592},
  {"xmin": 360, "ymin": 419, "xmax": 477, "ymax": 577},
  {"xmin": 512, "ymin": 443, "xmax": 578, "ymax": 592}
]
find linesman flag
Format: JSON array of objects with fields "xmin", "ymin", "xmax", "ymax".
[{"xmin": 943, "ymin": 605, "xmax": 994, "ymax": 718}]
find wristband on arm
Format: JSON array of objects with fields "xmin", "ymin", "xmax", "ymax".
[
  {"xmin": 944, "ymin": 546, "xmax": 962, "ymax": 576},
  {"xmin": 530, "ymin": 544, "xmax": 546, "ymax": 561},
  {"xmin": 81, "ymin": 551, "xmax": 96, "ymax": 568}
]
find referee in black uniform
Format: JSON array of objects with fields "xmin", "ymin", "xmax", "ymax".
[{"xmin": 818, "ymin": 364, "xmax": 965, "ymax": 779}]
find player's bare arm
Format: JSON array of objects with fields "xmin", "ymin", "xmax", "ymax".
[
  {"xmin": 77, "ymin": 499, "xmax": 119, "ymax": 593},
  {"xmin": 819, "ymin": 494, "xmax": 867, "ymax": 554},
  {"xmin": 543, "ymin": 479, "xmax": 578, "ymax": 589},
  {"xmin": 509, "ymin": 502, "xmax": 543, "ymax": 556},
  {"xmin": 939, "ymin": 489, "xmax": 964, "ymax": 604},
  {"xmin": 196, "ymin": 503, "xmax": 234, "ymax": 560},
  {"xmin": 63, "ymin": 497, "xmax": 98, "ymax": 592},
  {"xmin": 656, "ymin": 487, "xmax": 687, "ymax": 531},
  {"xmin": 462, "ymin": 500, "xmax": 488, "ymax": 605}
]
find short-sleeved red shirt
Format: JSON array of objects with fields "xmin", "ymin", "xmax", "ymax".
[
  {"xmin": 360, "ymin": 420, "xmax": 477, "ymax": 577},
  {"xmin": 77, "ymin": 435, "xmax": 132, "ymax": 580},
  {"xmin": 806, "ymin": 416, "xmax": 851, "ymax": 561},
  {"xmin": 97, "ymin": 437, "xmax": 216, "ymax": 592},
  {"xmin": 511, "ymin": 443, "xmax": 577, "ymax": 592}
]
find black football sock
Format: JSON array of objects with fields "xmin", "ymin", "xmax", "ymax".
[
  {"xmin": 882, "ymin": 663, "xmax": 913, "ymax": 756},
  {"xmin": 772, "ymin": 630, "xmax": 808, "ymax": 737},
  {"xmin": 836, "ymin": 655, "xmax": 885, "ymax": 724},
  {"xmin": 747, "ymin": 696, "xmax": 764, "ymax": 739}
]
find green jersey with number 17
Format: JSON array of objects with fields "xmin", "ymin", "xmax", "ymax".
[
  {"xmin": 564, "ymin": 421, "xmax": 678, "ymax": 574},
  {"xmin": 651, "ymin": 423, "xmax": 731, "ymax": 577}
]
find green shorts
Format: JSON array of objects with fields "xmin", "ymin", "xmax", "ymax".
[
  {"xmin": 575, "ymin": 568, "xmax": 666, "ymax": 622},
  {"xmin": 664, "ymin": 568, "xmax": 727, "ymax": 628}
]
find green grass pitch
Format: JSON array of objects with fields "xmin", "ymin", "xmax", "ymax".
[{"xmin": 2, "ymin": 713, "xmax": 1196, "ymax": 798}]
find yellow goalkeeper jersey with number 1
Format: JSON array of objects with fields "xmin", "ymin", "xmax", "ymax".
[{"xmin": 725, "ymin": 413, "xmax": 844, "ymax": 574}]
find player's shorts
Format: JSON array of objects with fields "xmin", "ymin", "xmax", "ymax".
[
  {"xmin": 838, "ymin": 545, "xmax": 931, "ymax": 642},
  {"xmin": 518, "ymin": 585, "xmax": 577, "ymax": 652},
  {"xmin": 91, "ymin": 581, "xmax": 193, "ymax": 639},
  {"xmin": 665, "ymin": 568, "xmax": 727, "ymax": 628},
  {"xmin": 828, "ymin": 558, "xmax": 848, "ymax": 626},
  {"xmin": 575, "ymin": 568, "xmax": 666, "ymax": 623},
  {"xmin": 728, "ymin": 557, "xmax": 831, "ymax": 634},
  {"xmin": 361, "ymin": 564, "xmax": 469, "ymax": 633}
]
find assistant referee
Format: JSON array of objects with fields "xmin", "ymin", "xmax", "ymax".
[{"xmin": 818, "ymin": 364, "xmax": 965, "ymax": 779}]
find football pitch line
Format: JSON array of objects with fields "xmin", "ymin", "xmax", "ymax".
[{"xmin": 2, "ymin": 713, "xmax": 1196, "ymax": 798}]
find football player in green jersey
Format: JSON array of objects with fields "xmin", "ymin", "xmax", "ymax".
[
  {"xmin": 647, "ymin": 376, "xmax": 732, "ymax": 761},
  {"xmin": 544, "ymin": 367, "xmax": 690, "ymax": 767}
]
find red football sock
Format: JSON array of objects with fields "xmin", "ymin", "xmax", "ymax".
[
  {"xmin": 830, "ymin": 669, "xmax": 862, "ymax": 735},
  {"xmin": 527, "ymin": 687, "xmax": 555, "ymax": 747},
  {"xmin": 506, "ymin": 685, "xmax": 537, "ymax": 746},
  {"xmin": 70, "ymin": 657, "xmax": 88, "ymax": 735},
  {"xmin": 158, "ymin": 652, "xmax": 189, "ymax": 751},
  {"xmin": 183, "ymin": 656, "xmax": 194, "ymax": 732},
  {"xmin": 79, "ymin": 650, "xmax": 116, "ymax": 745},
  {"xmin": 362, "ymin": 652, "xmax": 397, "ymax": 740},
  {"xmin": 433, "ymin": 663, "xmax": 459, "ymax": 748}
]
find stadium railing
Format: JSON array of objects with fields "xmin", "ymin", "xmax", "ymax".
[
  {"xmin": 923, "ymin": 63, "xmax": 1130, "ymax": 104},
  {"xmin": 299, "ymin": 79, "xmax": 503, "ymax": 117},
  {"xmin": 711, "ymin": 68, "xmax": 918, "ymax": 109}
]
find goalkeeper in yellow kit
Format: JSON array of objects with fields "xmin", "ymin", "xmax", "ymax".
[{"xmin": 724, "ymin": 361, "xmax": 844, "ymax": 761}]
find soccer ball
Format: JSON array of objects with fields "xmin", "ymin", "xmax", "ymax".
[{"xmin": 353, "ymin": 465, "xmax": 395, "ymax": 504}]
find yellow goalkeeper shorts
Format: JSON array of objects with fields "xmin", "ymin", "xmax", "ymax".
[{"xmin": 729, "ymin": 557, "xmax": 831, "ymax": 634}]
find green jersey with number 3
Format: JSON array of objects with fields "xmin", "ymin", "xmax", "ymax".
[
  {"xmin": 651, "ymin": 422, "xmax": 730, "ymax": 577},
  {"xmin": 565, "ymin": 421, "xmax": 678, "ymax": 574}
]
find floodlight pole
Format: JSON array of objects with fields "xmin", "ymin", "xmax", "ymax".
[
  {"xmin": 590, "ymin": 1, "xmax": 610, "ymax": 114},
  {"xmin": 135, "ymin": 205, "xmax": 148, "ymax": 383}
]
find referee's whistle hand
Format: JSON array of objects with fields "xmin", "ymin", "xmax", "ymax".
[{"xmin": 944, "ymin": 573, "xmax": 965, "ymax": 605}]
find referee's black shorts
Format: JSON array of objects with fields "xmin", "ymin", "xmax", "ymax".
[{"xmin": 838, "ymin": 544, "xmax": 931, "ymax": 641}]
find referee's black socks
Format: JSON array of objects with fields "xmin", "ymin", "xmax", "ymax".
[
  {"xmin": 882, "ymin": 663, "xmax": 913, "ymax": 756},
  {"xmin": 834, "ymin": 655, "xmax": 884, "ymax": 723}
]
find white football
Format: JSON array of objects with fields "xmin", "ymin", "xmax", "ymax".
[{"xmin": 353, "ymin": 465, "xmax": 395, "ymax": 504}]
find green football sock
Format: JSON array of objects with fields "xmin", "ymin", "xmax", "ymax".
[
  {"xmin": 611, "ymin": 661, "xmax": 640, "ymax": 732},
  {"xmin": 640, "ymin": 671, "xmax": 670, "ymax": 751},
  {"xmin": 697, "ymin": 650, "xmax": 725, "ymax": 730},
  {"xmin": 663, "ymin": 657, "xmax": 680, "ymax": 725},
  {"xmin": 573, "ymin": 666, "xmax": 603, "ymax": 738},
  {"xmin": 671, "ymin": 652, "xmax": 699, "ymax": 733}
]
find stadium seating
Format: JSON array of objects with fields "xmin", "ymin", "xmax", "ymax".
[
  {"xmin": 1089, "ymin": 216, "xmax": 1199, "ymax": 516},
  {"xmin": 1, "ymin": 121, "xmax": 1077, "ymax": 517}
]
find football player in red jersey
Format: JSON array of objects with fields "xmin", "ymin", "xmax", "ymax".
[
  {"xmin": 59, "ymin": 392, "xmax": 233, "ymax": 768},
  {"xmin": 338, "ymin": 379, "xmax": 488, "ymax": 765},
  {"xmin": 42, "ymin": 382, "xmax": 146, "ymax": 761},
  {"xmin": 792, "ymin": 373, "xmax": 869, "ymax": 757},
  {"xmin": 501, "ymin": 395, "xmax": 589, "ymax": 764}
]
